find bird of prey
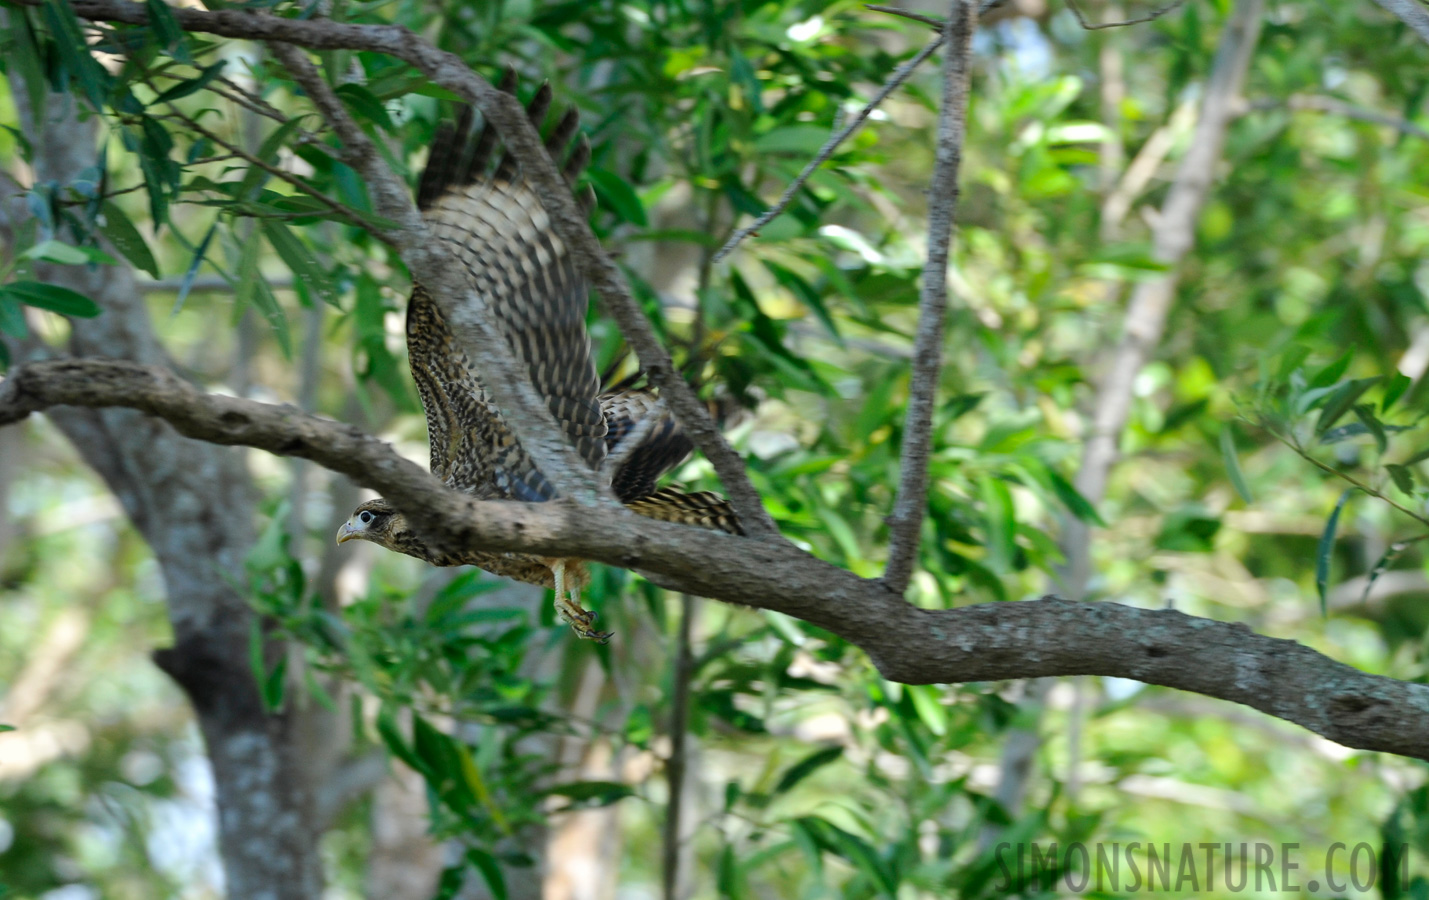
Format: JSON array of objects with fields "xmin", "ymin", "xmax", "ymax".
[{"xmin": 336, "ymin": 75, "xmax": 742, "ymax": 641}]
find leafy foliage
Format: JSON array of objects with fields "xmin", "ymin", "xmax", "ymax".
[{"xmin": 4, "ymin": 0, "xmax": 1429, "ymax": 897}]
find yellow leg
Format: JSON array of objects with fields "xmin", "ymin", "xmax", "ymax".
[{"xmin": 550, "ymin": 560, "xmax": 611, "ymax": 642}]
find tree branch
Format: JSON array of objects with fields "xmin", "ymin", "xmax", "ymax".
[
  {"xmin": 882, "ymin": 0, "xmax": 975, "ymax": 595},
  {"xmin": 5, "ymin": 357, "xmax": 1429, "ymax": 760},
  {"xmin": 42, "ymin": 0, "xmax": 773, "ymax": 532},
  {"xmin": 712, "ymin": 33, "xmax": 945, "ymax": 263}
]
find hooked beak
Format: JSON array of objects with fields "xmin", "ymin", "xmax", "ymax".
[{"xmin": 335, "ymin": 519, "xmax": 359, "ymax": 545}]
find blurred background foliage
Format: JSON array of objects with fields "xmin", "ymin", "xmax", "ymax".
[{"xmin": 3, "ymin": 0, "xmax": 1429, "ymax": 897}]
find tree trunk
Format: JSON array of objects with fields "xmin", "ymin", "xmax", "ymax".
[{"xmin": 6, "ymin": 55, "xmax": 325, "ymax": 899}]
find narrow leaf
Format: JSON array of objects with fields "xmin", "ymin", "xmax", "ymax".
[
  {"xmin": 1315, "ymin": 377, "xmax": 1380, "ymax": 437},
  {"xmin": 773, "ymin": 746, "xmax": 843, "ymax": 795},
  {"xmin": 1352, "ymin": 404, "xmax": 1388, "ymax": 455},
  {"xmin": 1308, "ymin": 348, "xmax": 1354, "ymax": 389},
  {"xmin": 1382, "ymin": 372, "xmax": 1412, "ymax": 414},
  {"xmin": 99, "ymin": 201, "xmax": 160, "ymax": 277},
  {"xmin": 464, "ymin": 849, "xmax": 508, "ymax": 900},
  {"xmin": 586, "ymin": 167, "xmax": 647, "ymax": 226},
  {"xmin": 4, "ymin": 281, "xmax": 101, "ymax": 317},
  {"xmin": 1316, "ymin": 489, "xmax": 1356, "ymax": 617},
  {"xmin": 154, "ymin": 60, "xmax": 228, "ymax": 103},
  {"xmin": 1386, "ymin": 464, "xmax": 1415, "ymax": 494},
  {"xmin": 260, "ymin": 219, "xmax": 339, "ymax": 307},
  {"xmin": 0, "ymin": 293, "xmax": 30, "ymax": 338},
  {"xmin": 1045, "ymin": 465, "xmax": 1106, "ymax": 526},
  {"xmin": 173, "ymin": 222, "xmax": 217, "ymax": 315},
  {"xmin": 1220, "ymin": 425, "xmax": 1253, "ymax": 503}
]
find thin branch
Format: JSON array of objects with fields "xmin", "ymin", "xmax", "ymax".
[
  {"xmin": 865, "ymin": 4, "xmax": 949, "ymax": 29},
  {"xmin": 1066, "ymin": 0, "xmax": 1191, "ymax": 30},
  {"xmin": 154, "ymin": 107, "xmax": 389, "ymax": 239},
  {"xmin": 661, "ymin": 594, "xmax": 695, "ymax": 900},
  {"xmin": 1240, "ymin": 94, "xmax": 1429, "ymax": 142},
  {"xmin": 6, "ymin": 358, "xmax": 1429, "ymax": 760},
  {"xmin": 712, "ymin": 34, "xmax": 945, "ymax": 263},
  {"xmin": 882, "ymin": 0, "xmax": 975, "ymax": 595}
]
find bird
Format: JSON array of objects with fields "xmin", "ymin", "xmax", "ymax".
[{"xmin": 335, "ymin": 73, "xmax": 743, "ymax": 641}]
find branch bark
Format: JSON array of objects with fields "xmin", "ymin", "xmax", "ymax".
[
  {"xmin": 4, "ymin": 358, "xmax": 1429, "ymax": 760},
  {"xmin": 882, "ymin": 0, "xmax": 975, "ymax": 594}
]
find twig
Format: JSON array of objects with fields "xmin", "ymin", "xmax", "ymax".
[
  {"xmin": 1282, "ymin": 439, "xmax": 1429, "ymax": 530},
  {"xmin": 712, "ymin": 33, "xmax": 945, "ymax": 263},
  {"xmin": 865, "ymin": 4, "xmax": 947, "ymax": 28},
  {"xmin": 661, "ymin": 594, "xmax": 695, "ymax": 900},
  {"xmin": 1066, "ymin": 0, "xmax": 1191, "ymax": 30},
  {"xmin": 1240, "ymin": 94, "xmax": 1429, "ymax": 142},
  {"xmin": 882, "ymin": 0, "xmax": 975, "ymax": 595},
  {"xmin": 154, "ymin": 107, "xmax": 389, "ymax": 239}
]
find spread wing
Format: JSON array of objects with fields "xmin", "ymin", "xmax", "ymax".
[{"xmin": 407, "ymin": 77, "xmax": 604, "ymax": 500}]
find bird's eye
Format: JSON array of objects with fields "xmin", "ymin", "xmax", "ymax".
[{"xmin": 359, "ymin": 511, "xmax": 373, "ymax": 524}]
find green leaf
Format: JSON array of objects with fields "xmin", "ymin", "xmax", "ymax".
[
  {"xmin": 1314, "ymin": 377, "xmax": 1380, "ymax": 437},
  {"xmin": 586, "ymin": 167, "xmax": 647, "ymax": 226},
  {"xmin": 335, "ymin": 82, "xmax": 394, "ymax": 131},
  {"xmin": 260, "ymin": 219, "xmax": 339, "ymax": 308},
  {"xmin": 464, "ymin": 849, "xmax": 507, "ymax": 900},
  {"xmin": 0, "ymin": 294, "xmax": 28, "ymax": 339},
  {"xmin": 145, "ymin": 0, "xmax": 185, "ymax": 56},
  {"xmin": 375, "ymin": 706, "xmax": 426, "ymax": 776},
  {"xmin": 3, "ymin": 282, "xmax": 101, "ymax": 318},
  {"xmin": 10, "ymin": 11, "xmax": 48, "ymax": 124},
  {"xmin": 261, "ymin": 654, "xmax": 287, "ymax": 712},
  {"xmin": 455, "ymin": 742, "xmax": 511, "ymax": 832},
  {"xmin": 43, "ymin": 0, "xmax": 109, "ymax": 109},
  {"xmin": 908, "ymin": 684, "xmax": 948, "ymax": 736},
  {"xmin": 1316, "ymin": 489, "xmax": 1355, "ymax": 617},
  {"xmin": 23, "ymin": 239, "xmax": 90, "ymax": 265},
  {"xmin": 1220, "ymin": 425, "xmax": 1253, "ymax": 503},
  {"xmin": 1307, "ymin": 348, "xmax": 1354, "ymax": 389},
  {"xmin": 154, "ymin": 60, "xmax": 228, "ymax": 103},
  {"xmin": 773, "ymin": 746, "xmax": 843, "ymax": 795},
  {"xmin": 0, "ymin": 724, "xmax": 14, "ymax": 733},
  {"xmin": 237, "ymin": 118, "xmax": 303, "ymax": 200},
  {"xmin": 1360, "ymin": 539, "xmax": 1414, "ymax": 607},
  {"xmin": 1045, "ymin": 465, "xmax": 1105, "ymax": 526},
  {"xmin": 543, "ymin": 780, "xmax": 636, "ymax": 808},
  {"xmin": 1386, "ymin": 464, "xmax": 1415, "ymax": 494},
  {"xmin": 1382, "ymin": 372, "xmax": 1412, "ymax": 414},
  {"xmin": 173, "ymin": 221, "xmax": 217, "ymax": 315},
  {"xmin": 979, "ymin": 476, "xmax": 1016, "ymax": 573},
  {"xmin": 1352, "ymin": 404, "xmax": 1388, "ymax": 455},
  {"xmin": 99, "ymin": 201, "xmax": 161, "ymax": 277},
  {"xmin": 764, "ymin": 260, "xmax": 842, "ymax": 344}
]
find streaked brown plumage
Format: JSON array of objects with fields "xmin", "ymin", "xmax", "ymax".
[{"xmin": 337, "ymin": 74, "xmax": 742, "ymax": 640}]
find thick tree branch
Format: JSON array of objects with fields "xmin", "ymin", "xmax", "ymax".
[
  {"xmin": 882, "ymin": 0, "xmax": 974, "ymax": 595},
  {"xmin": 4, "ymin": 358, "xmax": 1429, "ymax": 760},
  {"xmin": 34, "ymin": 0, "xmax": 773, "ymax": 533}
]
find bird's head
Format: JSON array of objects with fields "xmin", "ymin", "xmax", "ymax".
[{"xmin": 335, "ymin": 498, "xmax": 404, "ymax": 550}]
